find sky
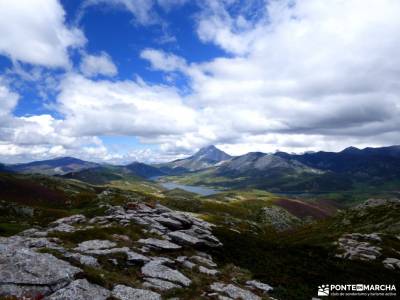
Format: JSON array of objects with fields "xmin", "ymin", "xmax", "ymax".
[{"xmin": 1, "ymin": 0, "xmax": 400, "ymax": 164}]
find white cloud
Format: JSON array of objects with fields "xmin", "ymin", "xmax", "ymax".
[
  {"xmin": 177, "ymin": 0, "xmax": 400, "ymax": 152},
  {"xmin": 57, "ymin": 73, "xmax": 197, "ymax": 137},
  {"xmin": 80, "ymin": 52, "xmax": 118, "ymax": 77},
  {"xmin": 0, "ymin": 79, "xmax": 19, "ymax": 124},
  {"xmin": 84, "ymin": 0, "xmax": 158, "ymax": 25},
  {"xmin": 0, "ymin": 0, "xmax": 85, "ymax": 68},
  {"xmin": 141, "ymin": 49, "xmax": 187, "ymax": 72},
  {"xmin": 138, "ymin": 0, "xmax": 400, "ymax": 156},
  {"xmin": 0, "ymin": 113, "xmax": 108, "ymax": 164}
]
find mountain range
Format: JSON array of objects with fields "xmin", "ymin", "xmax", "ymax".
[
  {"xmin": 3, "ymin": 144, "xmax": 400, "ymax": 194},
  {"xmin": 5, "ymin": 157, "xmax": 99, "ymax": 175}
]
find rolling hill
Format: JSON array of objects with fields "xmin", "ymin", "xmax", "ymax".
[
  {"xmin": 7, "ymin": 157, "xmax": 99, "ymax": 175},
  {"xmin": 275, "ymin": 145, "xmax": 400, "ymax": 179},
  {"xmin": 125, "ymin": 161, "xmax": 165, "ymax": 178}
]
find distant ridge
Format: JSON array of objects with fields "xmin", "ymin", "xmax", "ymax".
[{"xmin": 7, "ymin": 157, "xmax": 99, "ymax": 175}]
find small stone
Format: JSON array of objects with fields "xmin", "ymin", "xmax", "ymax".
[
  {"xmin": 52, "ymin": 215, "xmax": 86, "ymax": 226},
  {"xmin": 176, "ymin": 256, "xmax": 187, "ymax": 263},
  {"xmin": 151, "ymin": 257, "xmax": 175, "ymax": 264},
  {"xmin": 168, "ymin": 231, "xmax": 202, "ymax": 247},
  {"xmin": 199, "ymin": 266, "xmax": 219, "ymax": 276},
  {"xmin": 19, "ymin": 228, "xmax": 48, "ymax": 238},
  {"xmin": 246, "ymin": 280, "xmax": 274, "ymax": 293},
  {"xmin": 218, "ymin": 296, "xmax": 234, "ymax": 300},
  {"xmin": 141, "ymin": 261, "xmax": 191, "ymax": 287},
  {"xmin": 48, "ymin": 223, "xmax": 76, "ymax": 233},
  {"xmin": 162, "ymin": 212, "xmax": 192, "ymax": 226},
  {"xmin": 126, "ymin": 250, "xmax": 150, "ymax": 264},
  {"xmin": 190, "ymin": 255, "xmax": 217, "ymax": 268},
  {"xmin": 47, "ymin": 279, "xmax": 110, "ymax": 300},
  {"xmin": 112, "ymin": 284, "xmax": 161, "ymax": 300},
  {"xmin": 74, "ymin": 240, "xmax": 117, "ymax": 252},
  {"xmin": 155, "ymin": 216, "xmax": 183, "ymax": 230},
  {"xmin": 112, "ymin": 234, "xmax": 131, "ymax": 242},
  {"xmin": 383, "ymin": 257, "xmax": 400, "ymax": 269},
  {"xmin": 154, "ymin": 204, "xmax": 173, "ymax": 213},
  {"xmin": 106, "ymin": 206, "xmax": 125, "ymax": 215},
  {"xmin": 143, "ymin": 278, "xmax": 182, "ymax": 291},
  {"xmin": 64, "ymin": 253, "xmax": 100, "ymax": 268},
  {"xmin": 210, "ymin": 283, "xmax": 261, "ymax": 300},
  {"xmin": 138, "ymin": 238, "xmax": 181, "ymax": 250},
  {"xmin": 182, "ymin": 260, "xmax": 196, "ymax": 270}
]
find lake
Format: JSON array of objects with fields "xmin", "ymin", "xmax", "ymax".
[{"xmin": 159, "ymin": 182, "xmax": 219, "ymax": 196}]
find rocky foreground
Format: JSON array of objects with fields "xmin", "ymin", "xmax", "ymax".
[
  {"xmin": 333, "ymin": 198, "xmax": 400, "ymax": 270},
  {"xmin": 0, "ymin": 202, "xmax": 274, "ymax": 300}
]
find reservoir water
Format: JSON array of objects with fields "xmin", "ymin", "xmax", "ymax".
[{"xmin": 159, "ymin": 182, "xmax": 219, "ymax": 196}]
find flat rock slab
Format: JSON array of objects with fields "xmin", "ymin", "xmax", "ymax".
[
  {"xmin": 85, "ymin": 246, "xmax": 131, "ymax": 256},
  {"xmin": 246, "ymin": 280, "xmax": 274, "ymax": 293},
  {"xmin": 47, "ymin": 279, "xmax": 110, "ymax": 300},
  {"xmin": 74, "ymin": 240, "xmax": 117, "ymax": 252},
  {"xmin": 143, "ymin": 277, "xmax": 182, "ymax": 291},
  {"xmin": 383, "ymin": 257, "xmax": 400, "ymax": 269},
  {"xmin": 48, "ymin": 223, "xmax": 76, "ymax": 233},
  {"xmin": 126, "ymin": 250, "xmax": 150, "ymax": 263},
  {"xmin": 168, "ymin": 231, "xmax": 202, "ymax": 246},
  {"xmin": 141, "ymin": 261, "xmax": 191, "ymax": 287},
  {"xmin": 138, "ymin": 238, "xmax": 181, "ymax": 250},
  {"xmin": 112, "ymin": 284, "xmax": 161, "ymax": 300},
  {"xmin": 190, "ymin": 255, "xmax": 217, "ymax": 267},
  {"xmin": 0, "ymin": 245, "xmax": 81, "ymax": 298},
  {"xmin": 52, "ymin": 215, "xmax": 86, "ymax": 226},
  {"xmin": 0, "ymin": 236, "xmax": 59, "ymax": 250},
  {"xmin": 210, "ymin": 282, "xmax": 261, "ymax": 300},
  {"xmin": 199, "ymin": 266, "xmax": 219, "ymax": 276},
  {"xmin": 155, "ymin": 216, "xmax": 183, "ymax": 230},
  {"xmin": 64, "ymin": 252, "xmax": 100, "ymax": 268}
]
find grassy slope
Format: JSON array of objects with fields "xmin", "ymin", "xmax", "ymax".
[
  {"xmin": 0, "ymin": 172, "xmax": 106, "ymax": 235},
  {"xmin": 210, "ymin": 200, "xmax": 400, "ymax": 300}
]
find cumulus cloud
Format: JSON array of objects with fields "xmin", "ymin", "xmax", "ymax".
[
  {"xmin": 0, "ymin": 0, "xmax": 85, "ymax": 68},
  {"xmin": 141, "ymin": 49, "xmax": 187, "ymax": 72},
  {"xmin": 80, "ymin": 52, "xmax": 118, "ymax": 77},
  {"xmin": 0, "ymin": 113, "xmax": 107, "ymax": 164},
  {"xmin": 0, "ymin": 79, "xmax": 19, "ymax": 124},
  {"xmin": 56, "ymin": 73, "xmax": 197, "ymax": 137},
  {"xmin": 173, "ymin": 0, "xmax": 400, "ymax": 153}
]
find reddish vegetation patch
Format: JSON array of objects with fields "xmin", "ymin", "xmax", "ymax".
[
  {"xmin": 274, "ymin": 198, "xmax": 335, "ymax": 219},
  {"xmin": 0, "ymin": 174, "xmax": 67, "ymax": 207},
  {"xmin": 309, "ymin": 198, "xmax": 339, "ymax": 215}
]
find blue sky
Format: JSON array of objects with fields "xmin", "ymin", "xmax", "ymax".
[{"xmin": 1, "ymin": 0, "xmax": 400, "ymax": 164}]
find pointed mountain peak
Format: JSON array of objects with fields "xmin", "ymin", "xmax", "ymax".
[
  {"xmin": 196, "ymin": 145, "xmax": 218, "ymax": 154},
  {"xmin": 192, "ymin": 145, "xmax": 231, "ymax": 162}
]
